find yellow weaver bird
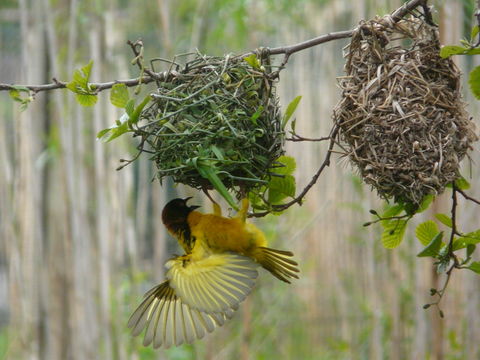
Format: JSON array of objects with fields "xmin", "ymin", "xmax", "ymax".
[{"xmin": 128, "ymin": 197, "xmax": 299, "ymax": 348}]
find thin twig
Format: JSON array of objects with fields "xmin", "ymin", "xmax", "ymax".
[
  {"xmin": 286, "ymin": 134, "xmax": 331, "ymax": 142},
  {"xmin": 263, "ymin": 0, "xmax": 427, "ymax": 57},
  {"xmin": 457, "ymin": 188, "xmax": 480, "ymax": 205},
  {"xmin": 364, "ymin": 214, "xmax": 412, "ymax": 226},
  {"xmin": 250, "ymin": 124, "xmax": 339, "ymax": 217},
  {"xmin": 127, "ymin": 39, "xmax": 163, "ymax": 81},
  {"xmin": 425, "ymin": 184, "xmax": 460, "ymax": 316},
  {"xmin": 475, "ymin": 0, "xmax": 480, "ymax": 46},
  {"xmin": 116, "ymin": 136, "xmax": 148, "ymax": 171},
  {"xmin": 448, "ymin": 184, "xmax": 458, "ymax": 253},
  {"xmin": 0, "ymin": 75, "xmax": 160, "ymax": 93}
]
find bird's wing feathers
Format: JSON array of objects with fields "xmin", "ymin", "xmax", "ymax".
[
  {"xmin": 166, "ymin": 253, "xmax": 259, "ymax": 313},
  {"xmin": 127, "ymin": 281, "xmax": 235, "ymax": 348}
]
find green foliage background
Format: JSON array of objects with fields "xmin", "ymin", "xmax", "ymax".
[{"xmin": 0, "ymin": 0, "xmax": 479, "ymax": 360}]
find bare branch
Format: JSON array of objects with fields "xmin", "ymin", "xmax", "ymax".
[
  {"xmin": 475, "ymin": 0, "xmax": 480, "ymax": 46},
  {"xmin": 250, "ymin": 124, "xmax": 339, "ymax": 217},
  {"xmin": 1, "ymin": 0, "xmax": 429, "ymax": 95},
  {"xmin": 0, "ymin": 75, "xmax": 162, "ymax": 93},
  {"xmin": 447, "ymin": 184, "xmax": 458, "ymax": 254},
  {"xmin": 286, "ymin": 134, "xmax": 331, "ymax": 142},
  {"xmin": 266, "ymin": 0, "xmax": 427, "ymax": 57},
  {"xmin": 457, "ymin": 188, "xmax": 480, "ymax": 205}
]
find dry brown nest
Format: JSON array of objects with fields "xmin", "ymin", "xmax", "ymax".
[{"xmin": 333, "ymin": 16, "xmax": 477, "ymax": 205}]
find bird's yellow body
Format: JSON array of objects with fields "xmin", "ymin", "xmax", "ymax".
[
  {"xmin": 128, "ymin": 197, "xmax": 299, "ymax": 348},
  {"xmin": 183, "ymin": 201, "xmax": 267, "ymax": 259}
]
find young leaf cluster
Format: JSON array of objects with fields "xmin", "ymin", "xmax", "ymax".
[
  {"xmin": 365, "ymin": 194, "xmax": 433, "ymax": 249},
  {"xmin": 97, "ymin": 83, "xmax": 151, "ymax": 142},
  {"xmin": 8, "ymin": 86, "xmax": 33, "ymax": 112},
  {"xmin": 66, "ymin": 61, "xmax": 98, "ymax": 106}
]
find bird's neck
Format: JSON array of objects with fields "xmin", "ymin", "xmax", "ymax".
[{"xmin": 166, "ymin": 213, "xmax": 197, "ymax": 252}]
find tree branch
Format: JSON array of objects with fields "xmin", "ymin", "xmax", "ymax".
[
  {"xmin": 475, "ymin": 0, "xmax": 480, "ymax": 46},
  {"xmin": 250, "ymin": 124, "xmax": 339, "ymax": 217},
  {"xmin": 0, "ymin": 0, "xmax": 428, "ymax": 95},
  {"xmin": 0, "ymin": 75, "xmax": 161, "ymax": 93},
  {"xmin": 266, "ymin": 0, "xmax": 427, "ymax": 57},
  {"xmin": 457, "ymin": 188, "xmax": 480, "ymax": 205}
]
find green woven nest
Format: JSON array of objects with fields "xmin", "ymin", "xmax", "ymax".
[{"xmin": 138, "ymin": 53, "xmax": 284, "ymax": 195}]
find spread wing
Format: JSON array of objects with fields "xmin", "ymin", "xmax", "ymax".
[
  {"xmin": 127, "ymin": 281, "xmax": 237, "ymax": 348},
  {"xmin": 166, "ymin": 253, "xmax": 259, "ymax": 313}
]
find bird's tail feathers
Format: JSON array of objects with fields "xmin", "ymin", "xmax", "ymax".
[{"xmin": 254, "ymin": 247, "xmax": 300, "ymax": 283}]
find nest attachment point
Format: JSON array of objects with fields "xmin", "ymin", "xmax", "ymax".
[
  {"xmin": 136, "ymin": 53, "xmax": 284, "ymax": 197},
  {"xmin": 333, "ymin": 17, "xmax": 477, "ymax": 205}
]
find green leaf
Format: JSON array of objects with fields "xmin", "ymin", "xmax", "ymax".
[
  {"xmin": 290, "ymin": 118, "xmax": 296, "ymax": 133},
  {"xmin": 9, "ymin": 88, "xmax": 32, "ymax": 111},
  {"xmin": 273, "ymin": 156, "xmax": 296, "ymax": 175},
  {"xmin": 416, "ymin": 221, "xmax": 439, "ymax": 246},
  {"xmin": 243, "ymin": 54, "xmax": 261, "ymax": 69},
  {"xmin": 210, "ymin": 145, "xmax": 224, "ymax": 160},
  {"xmin": 466, "ymin": 48, "xmax": 480, "ymax": 55},
  {"xmin": 467, "ymin": 261, "xmax": 480, "ymax": 274},
  {"xmin": 110, "ymin": 83, "xmax": 130, "ymax": 108},
  {"xmin": 9, "ymin": 89, "xmax": 20, "ymax": 101},
  {"xmin": 469, "ymin": 66, "xmax": 480, "ymax": 100},
  {"xmin": 452, "ymin": 240, "xmax": 465, "ymax": 251},
  {"xmin": 440, "ymin": 45, "xmax": 469, "ymax": 58},
  {"xmin": 381, "ymin": 203, "xmax": 404, "ymax": 218},
  {"xmin": 455, "ymin": 176, "xmax": 471, "ymax": 190},
  {"xmin": 268, "ymin": 174, "xmax": 296, "ymax": 204},
  {"xmin": 104, "ymin": 121, "xmax": 130, "ymax": 142},
  {"xmin": 248, "ymin": 190, "xmax": 268, "ymax": 211},
  {"xmin": 471, "ymin": 26, "xmax": 480, "ymax": 41},
  {"xmin": 66, "ymin": 82, "xmax": 79, "ymax": 93},
  {"xmin": 66, "ymin": 61, "xmax": 97, "ymax": 106},
  {"xmin": 381, "ymin": 219, "xmax": 408, "ymax": 249},
  {"xmin": 417, "ymin": 194, "xmax": 434, "ymax": 213},
  {"xmin": 96, "ymin": 128, "xmax": 112, "ymax": 139},
  {"xmin": 463, "ymin": 230, "xmax": 480, "ymax": 243},
  {"xmin": 454, "ymin": 230, "xmax": 480, "ymax": 250},
  {"xmin": 125, "ymin": 99, "xmax": 135, "ymax": 116},
  {"xmin": 466, "ymin": 244, "xmax": 476, "ymax": 258},
  {"xmin": 10, "ymin": 89, "xmax": 33, "ymax": 111},
  {"xmin": 417, "ymin": 232, "xmax": 443, "ymax": 257},
  {"xmin": 282, "ymin": 95, "xmax": 302, "ymax": 129},
  {"xmin": 402, "ymin": 201, "xmax": 419, "ymax": 216},
  {"xmin": 127, "ymin": 95, "xmax": 151, "ymax": 125},
  {"xmin": 194, "ymin": 162, "xmax": 238, "ymax": 210},
  {"xmin": 250, "ymin": 106, "xmax": 263, "ymax": 125},
  {"xmin": 75, "ymin": 93, "xmax": 97, "ymax": 107},
  {"xmin": 77, "ymin": 61, "xmax": 93, "ymax": 86},
  {"xmin": 67, "ymin": 60, "xmax": 94, "ymax": 93},
  {"xmin": 435, "ymin": 213, "xmax": 452, "ymax": 228}
]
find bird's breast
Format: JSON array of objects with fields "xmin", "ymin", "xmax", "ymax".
[{"xmin": 187, "ymin": 212, "xmax": 266, "ymax": 256}]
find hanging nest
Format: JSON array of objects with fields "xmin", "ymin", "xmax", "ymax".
[
  {"xmin": 333, "ymin": 16, "xmax": 477, "ymax": 205},
  {"xmin": 135, "ymin": 53, "xmax": 284, "ymax": 196}
]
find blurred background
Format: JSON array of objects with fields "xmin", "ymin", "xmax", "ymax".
[{"xmin": 1, "ymin": 0, "xmax": 479, "ymax": 359}]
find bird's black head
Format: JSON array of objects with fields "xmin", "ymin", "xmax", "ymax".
[{"xmin": 161, "ymin": 197, "xmax": 200, "ymax": 230}]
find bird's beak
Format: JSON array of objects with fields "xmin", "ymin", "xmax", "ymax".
[{"xmin": 184, "ymin": 197, "xmax": 200, "ymax": 210}]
